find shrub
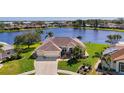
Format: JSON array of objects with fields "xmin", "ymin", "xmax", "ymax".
[{"xmin": 30, "ymin": 53, "xmax": 37, "ymax": 59}]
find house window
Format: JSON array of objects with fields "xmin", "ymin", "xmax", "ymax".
[
  {"xmin": 69, "ymin": 48, "xmax": 73, "ymax": 53},
  {"xmin": 119, "ymin": 63, "xmax": 124, "ymax": 72}
]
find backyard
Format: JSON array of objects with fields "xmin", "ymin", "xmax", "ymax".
[
  {"xmin": 58, "ymin": 42, "xmax": 108, "ymax": 74},
  {"xmin": 0, "ymin": 43, "xmax": 41, "ymax": 75}
]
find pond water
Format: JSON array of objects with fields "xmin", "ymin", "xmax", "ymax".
[{"xmin": 0, "ymin": 28, "xmax": 124, "ymax": 44}]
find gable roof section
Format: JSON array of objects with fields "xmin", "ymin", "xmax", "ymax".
[
  {"xmin": 50, "ymin": 37, "xmax": 86, "ymax": 49},
  {"xmin": 37, "ymin": 41, "xmax": 61, "ymax": 51},
  {"xmin": 111, "ymin": 48, "xmax": 124, "ymax": 61},
  {"xmin": 36, "ymin": 37, "xmax": 86, "ymax": 52}
]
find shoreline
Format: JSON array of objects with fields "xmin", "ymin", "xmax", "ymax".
[
  {"xmin": 83, "ymin": 27, "xmax": 124, "ymax": 32},
  {"xmin": 0, "ymin": 28, "xmax": 44, "ymax": 33},
  {"xmin": 0, "ymin": 26, "xmax": 124, "ymax": 33}
]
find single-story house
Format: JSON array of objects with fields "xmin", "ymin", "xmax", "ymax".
[
  {"xmin": 0, "ymin": 42, "xmax": 14, "ymax": 62},
  {"xmin": 102, "ymin": 42, "xmax": 124, "ymax": 74},
  {"xmin": 99, "ymin": 23, "xmax": 118, "ymax": 28},
  {"xmin": 34, "ymin": 37, "xmax": 87, "ymax": 75}
]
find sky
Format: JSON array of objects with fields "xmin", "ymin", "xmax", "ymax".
[{"xmin": 0, "ymin": 17, "xmax": 120, "ymax": 21}]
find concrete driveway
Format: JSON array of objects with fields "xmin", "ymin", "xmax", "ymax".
[{"xmin": 34, "ymin": 57, "xmax": 58, "ymax": 75}]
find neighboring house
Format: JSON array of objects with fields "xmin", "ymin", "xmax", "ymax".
[
  {"xmin": 34, "ymin": 37, "xmax": 87, "ymax": 75},
  {"xmin": 99, "ymin": 23, "xmax": 118, "ymax": 28},
  {"xmin": 102, "ymin": 42, "xmax": 124, "ymax": 74},
  {"xmin": 0, "ymin": 42, "xmax": 14, "ymax": 62}
]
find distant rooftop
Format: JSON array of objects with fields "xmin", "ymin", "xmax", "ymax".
[{"xmin": 0, "ymin": 42, "xmax": 13, "ymax": 51}]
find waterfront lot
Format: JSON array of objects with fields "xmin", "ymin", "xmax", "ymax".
[
  {"xmin": 0, "ymin": 42, "xmax": 107, "ymax": 75},
  {"xmin": 58, "ymin": 43, "xmax": 108, "ymax": 73}
]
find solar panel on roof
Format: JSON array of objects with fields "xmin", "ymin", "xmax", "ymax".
[{"xmin": 103, "ymin": 47, "xmax": 118, "ymax": 55}]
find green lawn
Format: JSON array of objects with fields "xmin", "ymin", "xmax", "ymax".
[
  {"xmin": 58, "ymin": 42, "xmax": 108, "ymax": 73},
  {"xmin": 0, "ymin": 43, "xmax": 41, "ymax": 75}
]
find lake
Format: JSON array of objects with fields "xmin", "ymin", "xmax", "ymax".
[{"xmin": 0, "ymin": 28, "xmax": 124, "ymax": 44}]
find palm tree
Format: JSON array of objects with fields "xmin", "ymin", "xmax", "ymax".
[
  {"xmin": 93, "ymin": 52, "xmax": 103, "ymax": 59},
  {"xmin": 116, "ymin": 34, "xmax": 122, "ymax": 42},
  {"xmin": 45, "ymin": 32, "xmax": 54, "ymax": 39},
  {"xmin": 94, "ymin": 20, "xmax": 99, "ymax": 30},
  {"xmin": 105, "ymin": 34, "xmax": 122, "ymax": 45},
  {"xmin": 102, "ymin": 54, "xmax": 111, "ymax": 71},
  {"xmin": 93, "ymin": 52, "xmax": 111, "ymax": 71}
]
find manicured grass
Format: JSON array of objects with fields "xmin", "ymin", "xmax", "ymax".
[
  {"xmin": 58, "ymin": 42, "xmax": 108, "ymax": 73},
  {"xmin": 0, "ymin": 43, "xmax": 41, "ymax": 75}
]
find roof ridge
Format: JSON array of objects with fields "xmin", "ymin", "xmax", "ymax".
[{"xmin": 48, "ymin": 40, "xmax": 62, "ymax": 51}]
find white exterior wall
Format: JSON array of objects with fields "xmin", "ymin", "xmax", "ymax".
[
  {"xmin": 102, "ymin": 60, "xmax": 124, "ymax": 73},
  {"xmin": 37, "ymin": 50, "xmax": 61, "ymax": 57},
  {"xmin": 0, "ymin": 49, "xmax": 15, "ymax": 61},
  {"xmin": 34, "ymin": 60, "xmax": 58, "ymax": 75},
  {"xmin": 112, "ymin": 62, "xmax": 116, "ymax": 70}
]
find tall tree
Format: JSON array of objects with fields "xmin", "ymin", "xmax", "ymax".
[
  {"xmin": 93, "ymin": 52, "xmax": 111, "ymax": 71},
  {"xmin": 0, "ymin": 23, "xmax": 5, "ymax": 30},
  {"xmin": 71, "ymin": 46, "xmax": 83, "ymax": 59},
  {"xmin": 82, "ymin": 20, "xmax": 86, "ymax": 30},
  {"xmin": 94, "ymin": 20, "xmax": 99, "ymax": 30},
  {"xmin": 14, "ymin": 32, "xmax": 41, "ymax": 48},
  {"xmin": 72, "ymin": 19, "xmax": 83, "ymax": 29}
]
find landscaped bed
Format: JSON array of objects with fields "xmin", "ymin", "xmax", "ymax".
[
  {"xmin": 58, "ymin": 42, "xmax": 108, "ymax": 74},
  {"xmin": 0, "ymin": 43, "xmax": 41, "ymax": 75}
]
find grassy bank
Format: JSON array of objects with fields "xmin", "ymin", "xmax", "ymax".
[
  {"xmin": 0, "ymin": 43, "xmax": 41, "ymax": 75},
  {"xmin": 0, "ymin": 28, "xmax": 44, "ymax": 33},
  {"xmin": 81, "ymin": 27, "xmax": 124, "ymax": 32},
  {"xmin": 58, "ymin": 42, "xmax": 108, "ymax": 73}
]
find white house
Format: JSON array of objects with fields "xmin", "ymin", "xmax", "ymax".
[
  {"xmin": 0, "ymin": 42, "xmax": 14, "ymax": 62},
  {"xmin": 102, "ymin": 42, "xmax": 124, "ymax": 74}
]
